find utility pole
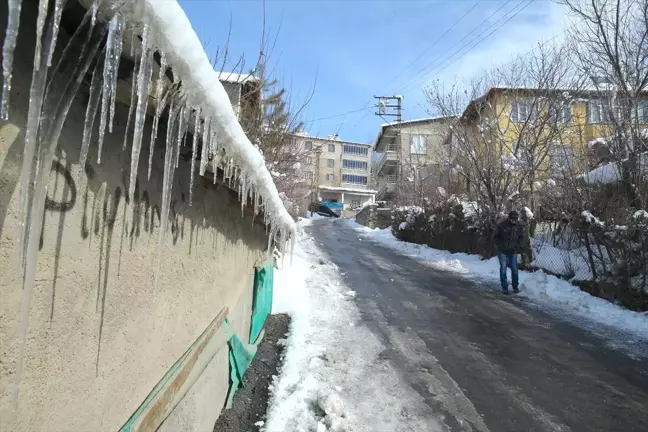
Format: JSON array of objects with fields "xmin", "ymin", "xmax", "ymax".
[
  {"xmin": 312, "ymin": 144, "xmax": 323, "ymax": 207},
  {"xmin": 374, "ymin": 95, "xmax": 403, "ymax": 204}
]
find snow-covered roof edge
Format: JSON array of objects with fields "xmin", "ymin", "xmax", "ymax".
[
  {"xmin": 132, "ymin": 0, "xmax": 294, "ymax": 237},
  {"xmin": 218, "ymin": 71, "xmax": 260, "ymax": 84},
  {"xmin": 319, "ymin": 185, "xmax": 377, "ymax": 194}
]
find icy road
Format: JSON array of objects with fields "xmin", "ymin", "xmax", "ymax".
[{"xmin": 303, "ymin": 219, "xmax": 648, "ymax": 432}]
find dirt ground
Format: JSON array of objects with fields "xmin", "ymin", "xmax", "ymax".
[{"xmin": 213, "ymin": 313, "xmax": 290, "ymax": 432}]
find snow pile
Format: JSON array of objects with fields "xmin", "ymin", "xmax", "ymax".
[
  {"xmin": 581, "ymin": 210, "xmax": 605, "ymax": 228},
  {"xmin": 633, "ymin": 210, "xmax": 648, "ymax": 220},
  {"xmin": 582, "ymin": 152, "xmax": 648, "ymax": 185},
  {"xmin": 268, "ymin": 221, "xmax": 444, "ymax": 431},
  {"xmin": 345, "ymin": 221, "xmax": 648, "ymax": 340}
]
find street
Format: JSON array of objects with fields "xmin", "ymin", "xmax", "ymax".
[{"xmin": 307, "ymin": 219, "xmax": 648, "ymax": 432}]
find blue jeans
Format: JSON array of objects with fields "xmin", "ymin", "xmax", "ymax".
[{"xmin": 498, "ymin": 252, "xmax": 518, "ymax": 290}]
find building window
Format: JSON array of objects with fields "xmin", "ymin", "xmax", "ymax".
[
  {"xmin": 304, "ymin": 140, "xmax": 313, "ymax": 150},
  {"xmin": 326, "ymin": 174, "xmax": 335, "ymax": 182},
  {"xmin": 351, "ymin": 199, "xmax": 361, "ymax": 207},
  {"xmin": 303, "ymin": 171, "xmax": 314, "ymax": 181},
  {"xmin": 587, "ymin": 101, "xmax": 609, "ymax": 124},
  {"xmin": 328, "ymin": 144, "xmax": 336, "ymax": 152},
  {"xmin": 343, "ymin": 144, "xmax": 369, "ymax": 156},
  {"xmin": 305, "ymin": 156, "xmax": 312, "ymax": 165},
  {"xmin": 548, "ymin": 145, "xmax": 574, "ymax": 176},
  {"xmin": 327, "ymin": 158, "xmax": 335, "ymax": 168},
  {"xmin": 342, "ymin": 159, "xmax": 368, "ymax": 171},
  {"xmin": 511, "ymin": 99, "xmax": 537, "ymax": 123},
  {"xmin": 386, "ymin": 144, "xmax": 399, "ymax": 152},
  {"xmin": 550, "ymin": 104, "xmax": 572, "ymax": 124},
  {"xmin": 411, "ymin": 135, "xmax": 427, "ymax": 154},
  {"xmin": 342, "ymin": 174, "xmax": 368, "ymax": 185},
  {"xmin": 637, "ymin": 100, "xmax": 648, "ymax": 123},
  {"xmin": 386, "ymin": 174, "xmax": 398, "ymax": 183}
]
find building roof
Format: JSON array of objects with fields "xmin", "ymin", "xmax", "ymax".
[
  {"xmin": 217, "ymin": 71, "xmax": 260, "ymax": 84},
  {"xmin": 373, "ymin": 116, "xmax": 453, "ymax": 149},
  {"xmin": 291, "ymin": 133, "xmax": 372, "ymax": 148}
]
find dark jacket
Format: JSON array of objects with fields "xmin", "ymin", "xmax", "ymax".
[{"xmin": 495, "ymin": 220, "xmax": 525, "ymax": 253}]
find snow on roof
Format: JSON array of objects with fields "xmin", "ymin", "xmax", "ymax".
[
  {"xmin": 291, "ymin": 133, "xmax": 371, "ymax": 147},
  {"xmin": 218, "ymin": 71, "xmax": 260, "ymax": 84},
  {"xmin": 379, "ymin": 115, "xmax": 450, "ymax": 128},
  {"xmin": 128, "ymin": 0, "xmax": 294, "ymax": 235},
  {"xmin": 318, "ymin": 185, "xmax": 377, "ymax": 194}
]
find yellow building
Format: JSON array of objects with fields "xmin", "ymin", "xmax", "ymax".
[{"xmin": 443, "ymin": 86, "xmax": 644, "ymax": 192}]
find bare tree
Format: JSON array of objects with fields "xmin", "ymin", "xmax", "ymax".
[{"xmin": 562, "ymin": 0, "xmax": 648, "ymax": 208}]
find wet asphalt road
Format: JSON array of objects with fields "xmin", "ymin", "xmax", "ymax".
[{"xmin": 307, "ymin": 219, "xmax": 648, "ymax": 432}]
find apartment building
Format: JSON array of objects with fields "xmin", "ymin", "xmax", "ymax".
[
  {"xmin": 291, "ymin": 133, "xmax": 375, "ymax": 211},
  {"xmin": 443, "ymin": 86, "xmax": 648, "ymax": 194},
  {"xmin": 373, "ymin": 117, "xmax": 453, "ymax": 202}
]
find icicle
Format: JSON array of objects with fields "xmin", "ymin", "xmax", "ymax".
[
  {"xmin": 148, "ymin": 87, "xmax": 171, "ymax": 180},
  {"xmin": 199, "ymin": 117, "xmax": 210, "ymax": 176},
  {"xmin": 175, "ymin": 105, "xmax": 187, "ymax": 168},
  {"xmin": 78, "ymin": 58, "xmax": 103, "ymax": 182},
  {"xmin": 147, "ymin": 52, "xmax": 167, "ymax": 179},
  {"xmin": 128, "ymin": 25, "xmax": 153, "ymax": 206},
  {"xmin": 108, "ymin": 15, "xmax": 124, "ymax": 131},
  {"xmin": 15, "ymin": 19, "xmax": 105, "ymax": 410},
  {"xmin": 34, "ymin": 0, "xmax": 49, "ymax": 72},
  {"xmin": 189, "ymin": 107, "xmax": 201, "ymax": 206},
  {"xmin": 240, "ymin": 174, "xmax": 247, "ymax": 215},
  {"xmin": 45, "ymin": 0, "xmax": 65, "ymax": 67},
  {"xmin": 91, "ymin": 0, "xmax": 99, "ymax": 27},
  {"xmin": 16, "ymin": 1, "xmax": 66, "ymax": 266},
  {"xmin": 102, "ymin": 14, "xmax": 124, "ymax": 136},
  {"xmin": 120, "ymin": 47, "xmax": 140, "ymax": 151},
  {"xmin": 156, "ymin": 98, "xmax": 181, "ymax": 285},
  {"xmin": 0, "ymin": 0, "xmax": 23, "ymax": 119}
]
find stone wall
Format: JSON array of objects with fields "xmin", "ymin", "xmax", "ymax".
[
  {"xmin": 355, "ymin": 205, "xmax": 392, "ymax": 229},
  {"xmin": 0, "ymin": 4, "xmax": 266, "ymax": 432}
]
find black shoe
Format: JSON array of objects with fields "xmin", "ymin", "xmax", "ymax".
[
  {"xmin": 501, "ymin": 288, "xmax": 510, "ymax": 295},
  {"xmin": 512, "ymin": 286, "xmax": 520, "ymax": 294}
]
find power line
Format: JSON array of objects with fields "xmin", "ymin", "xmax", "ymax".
[
  {"xmin": 382, "ymin": 0, "xmax": 482, "ymax": 91},
  {"xmin": 401, "ymin": 0, "xmax": 535, "ymax": 95},
  {"xmin": 398, "ymin": 0, "xmax": 519, "ymax": 94},
  {"xmin": 304, "ymin": 0, "xmax": 540, "ymax": 129},
  {"xmin": 431, "ymin": 2, "xmax": 563, "ymax": 78},
  {"xmin": 304, "ymin": 105, "xmax": 372, "ymax": 123},
  {"xmin": 304, "ymin": 1, "xmax": 485, "ymax": 128}
]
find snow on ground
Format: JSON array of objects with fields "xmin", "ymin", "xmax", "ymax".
[
  {"xmin": 345, "ymin": 220, "xmax": 648, "ymax": 341},
  {"xmin": 267, "ymin": 221, "xmax": 445, "ymax": 432}
]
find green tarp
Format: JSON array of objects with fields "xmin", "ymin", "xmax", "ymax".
[
  {"xmin": 225, "ymin": 319, "xmax": 258, "ymax": 408},
  {"xmin": 225, "ymin": 260, "xmax": 274, "ymax": 408},
  {"xmin": 249, "ymin": 260, "xmax": 274, "ymax": 344}
]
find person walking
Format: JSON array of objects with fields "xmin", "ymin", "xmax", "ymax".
[{"xmin": 494, "ymin": 210, "xmax": 525, "ymax": 294}]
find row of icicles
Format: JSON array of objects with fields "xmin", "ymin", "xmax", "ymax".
[{"xmin": 1, "ymin": 0, "xmax": 288, "ymax": 415}]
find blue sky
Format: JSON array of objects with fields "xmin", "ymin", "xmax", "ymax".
[{"xmin": 179, "ymin": 0, "xmax": 568, "ymax": 143}]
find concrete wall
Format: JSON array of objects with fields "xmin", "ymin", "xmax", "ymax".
[
  {"xmin": 0, "ymin": 4, "xmax": 266, "ymax": 432},
  {"xmin": 355, "ymin": 205, "xmax": 392, "ymax": 229}
]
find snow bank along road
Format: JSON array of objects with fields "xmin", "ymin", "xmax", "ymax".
[{"xmin": 307, "ymin": 219, "xmax": 648, "ymax": 432}]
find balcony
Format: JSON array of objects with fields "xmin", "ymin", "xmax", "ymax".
[
  {"xmin": 375, "ymin": 151, "xmax": 398, "ymax": 175},
  {"xmin": 377, "ymin": 175, "xmax": 398, "ymax": 199}
]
